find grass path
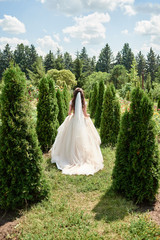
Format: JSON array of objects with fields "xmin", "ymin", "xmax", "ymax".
[{"xmin": 11, "ymin": 147, "xmax": 160, "ymax": 240}]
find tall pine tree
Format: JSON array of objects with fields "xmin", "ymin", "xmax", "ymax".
[{"xmin": 96, "ymin": 43, "xmax": 113, "ymax": 73}]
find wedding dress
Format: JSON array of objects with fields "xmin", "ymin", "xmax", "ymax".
[{"xmin": 51, "ymin": 92, "xmax": 103, "ymax": 175}]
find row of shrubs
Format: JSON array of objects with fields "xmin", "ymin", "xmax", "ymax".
[
  {"xmin": 0, "ymin": 63, "xmax": 159, "ymax": 210},
  {"xmin": 89, "ymin": 81, "xmax": 160, "ymax": 204},
  {"xmin": 0, "ymin": 64, "xmax": 70, "ymax": 210}
]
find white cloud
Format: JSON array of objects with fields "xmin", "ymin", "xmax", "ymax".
[
  {"xmin": 63, "ymin": 12, "xmax": 110, "ymax": 45},
  {"xmin": 136, "ymin": 3, "xmax": 160, "ymax": 15},
  {"xmin": 0, "ymin": 37, "xmax": 29, "ymax": 50},
  {"xmin": 0, "ymin": 15, "xmax": 26, "ymax": 34},
  {"xmin": 39, "ymin": 0, "xmax": 135, "ymax": 15},
  {"xmin": 135, "ymin": 15, "xmax": 160, "ymax": 36},
  {"xmin": 135, "ymin": 15, "xmax": 160, "ymax": 54},
  {"xmin": 37, "ymin": 35, "xmax": 63, "ymax": 55},
  {"xmin": 141, "ymin": 42, "xmax": 160, "ymax": 55},
  {"xmin": 53, "ymin": 33, "xmax": 60, "ymax": 42},
  {"xmin": 121, "ymin": 29, "xmax": 128, "ymax": 35},
  {"xmin": 64, "ymin": 37, "xmax": 70, "ymax": 43},
  {"xmin": 122, "ymin": 4, "xmax": 136, "ymax": 16}
]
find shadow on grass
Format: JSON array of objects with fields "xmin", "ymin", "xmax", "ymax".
[
  {"xmin": 93, "ymin": 186, "xmax": 158, "ymax": 223},
  {"xmin": 93, "ymin": 187, "xmax": 136, "ymax": 223},
  {"xmin": 0, "ymin": 209, "xmax": 22, "ymax": 239}
]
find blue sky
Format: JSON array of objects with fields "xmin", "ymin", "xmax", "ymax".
[{"xmin": 0, "ymin": 0, "xmax": 160, "ymax": 59}]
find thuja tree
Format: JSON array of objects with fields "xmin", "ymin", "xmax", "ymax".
[
  {"xmin": 62, "ymin": 84, "xmax": 70, "ymax": 117},
  {"xmin": 95, "ymin": 79, "xmax": 105, "ymax": 128},
  {"xmin": 113, "ymin": 98, "xmax": 120, "ymax": 144},
  {"xmin": 0, "ymin": 64, "xmax": 48, "ymax": 210},
  {"xmin": 157, "ymin": 96, "xmax": 160, "ymax": 111},
  {"xmin": 90, "ymin": 82, "xmax": 98, "ymax": 118},
  {"xmin": 112, "ymin": 87, "xmax": 160, "ymax": 204},
  {"xmin": 100, "ymin": 84, "xmax": 120, "ymax": 146},
  {"xmin": 56, "ymin": 89, "xmax": 65, "ymax": 125},
  {"xmin": 48, "ymin": 77, "xmax": 59, "ymax": 142},
  {"xmin": 36, "ymin": 76, "xmax": 58, "ymax": 152}
]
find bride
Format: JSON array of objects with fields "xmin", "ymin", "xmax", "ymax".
[{"xmin": 51, "ymin": 87, "xmax": 103, "ymax": 175}]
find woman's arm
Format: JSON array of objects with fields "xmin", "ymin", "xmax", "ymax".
[{"xmin": 68, "ymin": 104, "xmax": 72, "ymax": 115}]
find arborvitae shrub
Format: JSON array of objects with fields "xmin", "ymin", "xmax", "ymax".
[
  {"xmin": 90, "ymin": 82, "xmax": 98, "ymax": 118},
  {"xmin": 88, "ymin": 91, "xmax": 92, "ymax": 111},
  {"xmin": 112, "ymin": 87, "xmax": 160, "ymax": 204},
  {"xmin": 62, "ymin": 84, "xmax": 70, "ymax": 117},
  {"xmin": 0, "ymin": 64, "xmax": 48, "ymax": 210},
  {"xmin": 157, "ymin": 96, "xmax": 160, "ymax": 111},
  {"xmin": 113, "ymin": 98, "xmax": 120, "ymax": 144},
  {"xmin": 95, "ymin": 80, "xmax": 105, "ymax": 128},
  {"xmin": 100, "ymin": 84, "xmax": 120, "ymax": 146},
  {"xmin": 37, "ymin": 76, "xmax": 58, "ymax": 152},
  {"xmin": 48, "ymin": 77, "xmax": 59, "ymax": 142},
  {"xmin": 56, "ymin": 89, "xmax": 65, "ymax": 124}
]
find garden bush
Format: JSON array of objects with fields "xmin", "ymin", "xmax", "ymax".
[
  {"xmin": 112, "ymin": 87, "xmax": 160, "ymax": 203},
  {"xmin": 0, "ymin": 64, "xmax": 48, "ymax": 210}
]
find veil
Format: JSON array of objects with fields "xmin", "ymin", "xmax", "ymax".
[{"xmin": 74, "ymin": 92, "xmax": 84, "ymax": 124}]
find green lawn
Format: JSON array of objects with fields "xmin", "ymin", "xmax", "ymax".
[{"xmin": 10, "ymin": 147, "xmax": 160, "ymax": 240}]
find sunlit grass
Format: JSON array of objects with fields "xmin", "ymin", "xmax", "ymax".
[{"xmin": 11, "ymin": 146, "xmax": 160, "ymax": 240}]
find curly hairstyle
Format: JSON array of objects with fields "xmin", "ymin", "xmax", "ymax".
[{"xmin": 71, "ymin": 88, "xmax": 85, "ymax": 112}]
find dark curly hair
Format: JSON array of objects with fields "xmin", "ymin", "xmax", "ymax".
[{"xmin": 71, "ymin": 88, "xmax": 85, "ymax": 112}]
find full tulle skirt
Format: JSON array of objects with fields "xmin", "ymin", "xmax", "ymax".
[{"xmin": 51, "ymin": 114, "xmax": 104, "ymax": 175}]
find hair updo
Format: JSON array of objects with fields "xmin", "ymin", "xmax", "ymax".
[{"xmin": 71, "ymin": 88, "xmax": 85, "ymax": 112}]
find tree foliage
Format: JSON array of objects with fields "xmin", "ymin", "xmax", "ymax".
[
  {"xmin": 110, "ymin": 64, "xmax": 128, "ymax": 89},
  {"xmin": 90, "ymin": 82, "xmax": 98, "ymax": 118},
  {"xmin": 0, "ymin": 64, "xmax": 48, "ymax": 209},
  {"xmin": 36, "ymin": 76, "xmax": 59, "ymax": 152},
  {"xmin": 96, "ymin": 43, "xmax": 113, "ymax": 73},
  {"xmin": 56, "ymin": 89, "xmax": 65, "ymax": 125},
  {"xmin": 94, "ymin": 80, "xmax": 105, "ymax": 128},
  {"xmin": 121, "ymin": 43, "xmax": 134, "ymax": 71},
  {"xmin": 47, "ymin": 69, "xmax": 77, "ymax": 89},
  {"xmin": 100, "ymin": 84, "xmax": 120, "ymax": 146},
  {"xmin": 112, "ymin": 87, "xmax": 160, "ymax": 203}
]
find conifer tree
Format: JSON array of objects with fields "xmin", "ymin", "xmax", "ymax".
[
  {"xmin": 157, "ymin": 96, "xmax": 160, "ymax": 111},
  {"xmin": 112, "ymin": 87, "xmax": 160, "ymax": 203},
  {"xmin": 62, "ymin": 84, "xmax": 70, "ymax": 117},
  {"xmin": 100, "ymin": 84, "xmax": 120, "ymax": 146},
  {"xmin": 88, "ymin": 91, "xmax": 92, "ymax": 111},
  {"xmin": 100, "ymin": 85, "xmax": 114, "ymax": 145},
  {"xmin": 95, "ymin": 80, "xmax": 105, "ymax": 128},
  {"xmin": 90, "ymin": 82, "xmax": 98, "ymax": 118},
  {"xmin": 0, "ymin": 64, "xmax": 48, "ymax": 210},
  {"xmin": 36, "ymin": 76, "xmax": 59, "ymax": 152},
  {"xmin": 56, "ymin": 89, "xmax": 65, "ymax": 125},
  {"xmin": 48, "ymin": 77, "xmax": 59, "ymax": 142},
  {"xmin": 113, "ymin": 98, "xmax": 121, "ymax": 144}
]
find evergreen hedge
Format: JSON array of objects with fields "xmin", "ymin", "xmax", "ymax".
[
  {"xmin": 157, "ymin": 96, "xmax": 160, "ymax": 111},
  {"xmin": 0, "ymin": 64, "xmax": 48, "ymax": 210},
  {"xmin": 36, "ymin": 76, "xmax": 58, "ymax": 152},
  {"xmin": 100, "ymin": 84, "xmax": 120, "ymax": 146},
  {"xmin": 112, "ymin": 87, "xmax": 160, "ymax": 204},
  {"xmin": 62, "ymin": 84, "xmax": 70, "ymax": 117},
  {"xmin": 56, "ymin": 89, "xmax": 65, "ymax": 125},
  {"xmin": 90, "ymin": 82, "xmax": 98, "ymax": 118},
  {"xmin": 95, "ymin": 80, "xmax": 105, "ymax": 128}
]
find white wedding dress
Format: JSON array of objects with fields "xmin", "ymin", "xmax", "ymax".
[{"xmin": 51, "ymin": 92, "xmax": 103, "ymax": 175}]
